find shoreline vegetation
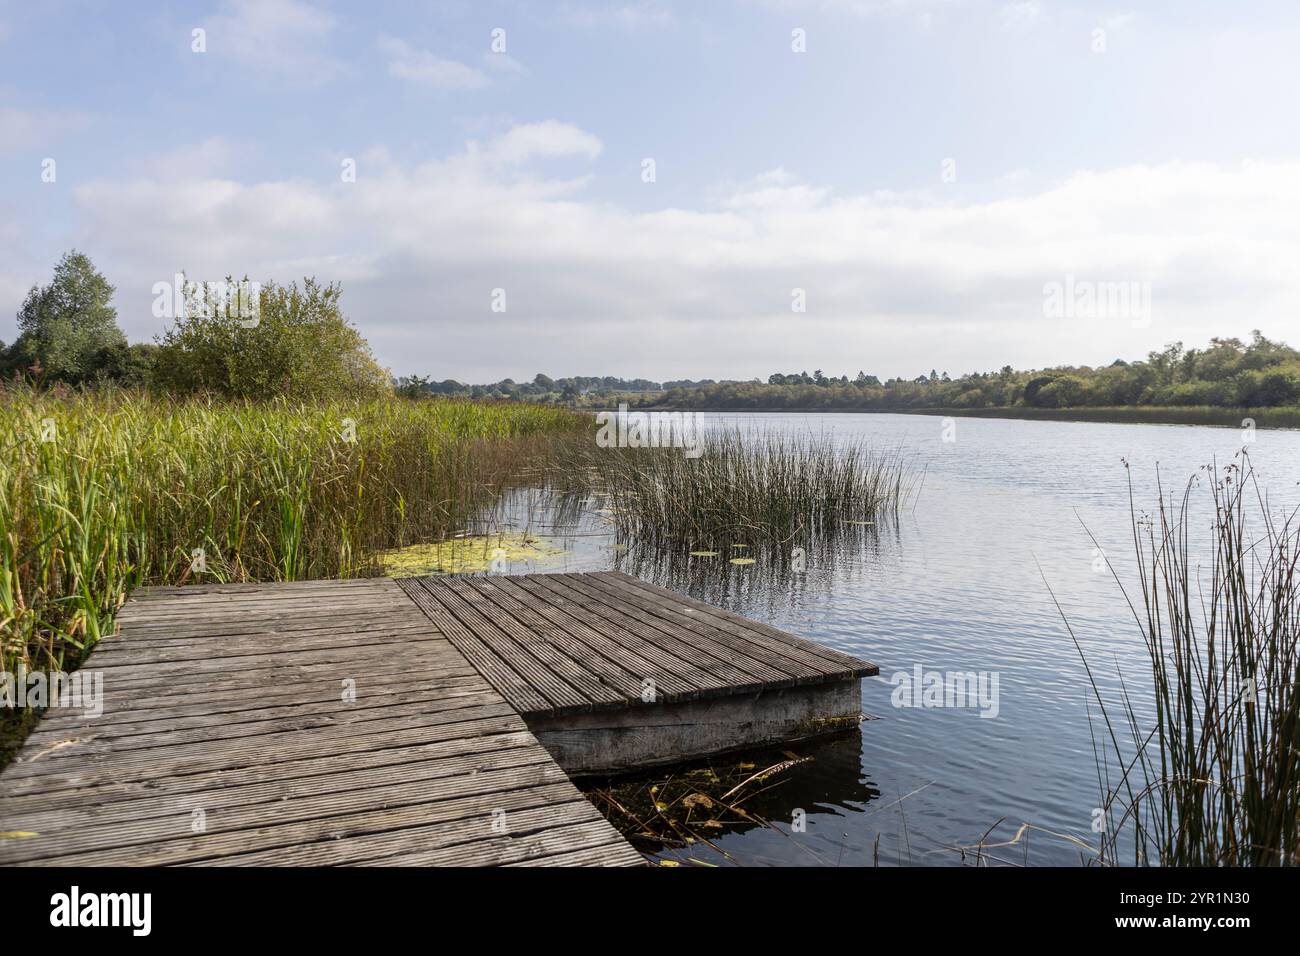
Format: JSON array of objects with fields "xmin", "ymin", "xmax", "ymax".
[
  {"xmin": 635, "ymin": 404, "xmax": 1300, "ymax": 429},
  {"xmin": 2, "ymin": 388, "xmax": 583, "ymax": 656},
  {"xmin": 0, "ymin": 386, "xmax": 585, "ymax": 764},
  {"xmin": 396, "ymin": 331, "xmax": 1300, "ymax": 432},
  {"xmin": 1060, "ymin": 457, "xmax": 1300, "ymax": 866}
]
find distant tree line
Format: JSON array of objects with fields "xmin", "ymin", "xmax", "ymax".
[
  {"xmin": 394, "ymin": 373, "xmax": 731, "ymax": 403},
  {"xmin": 398, "ymin": 335, "xmax": 1300, "ymax": 413},
  {"xmin": 641, "ymin": 336, "xmax": 1300, "ymax": 411}
]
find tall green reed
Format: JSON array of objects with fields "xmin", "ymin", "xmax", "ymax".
[
  {"xmin": 550, "ymin": 425, "xmax": 916, "ymax": 552},
  {"xmin": 0, "ymin": 384, "xmax": 584, "ymax": 682},
  {"xmin": 1063, "ymin": 456, "xmax": 1300, "ymax": 865}
]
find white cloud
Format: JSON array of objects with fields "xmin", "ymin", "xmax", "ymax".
[
  {"xmin": 476, "ymin": 121, "xmax": 603, "ymax": 165},
  {"xmin": 378, "ymin": 37, "xmax": 488, "ymax": 91},
  {"xmin": 0, "ymin": 106, "xmax": 87, "ymax": 156},
  {"xmin": 204, "ymin": 0, "xmax": 340, "ymax": 84},
  {"xmin": 483, "ymin": 51, "xmax": 526, "ymax": 75},
  {"xmin": 14, "ymin": 122, "xmax": 1300, "ymax": 378}
]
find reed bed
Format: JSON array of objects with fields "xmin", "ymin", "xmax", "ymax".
[
  {"xmin": 0, "ymin": 384, "xmax": 584, "ymax": 687},
  {"xmin": 1065, "ymin": 456, "xmax": 1300, "ymax": 865},
  {"xmin": 550, "ymin": 427, "xmax": 916, "ymax": 553}
]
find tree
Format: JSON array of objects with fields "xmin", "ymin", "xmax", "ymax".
[
  {"xmin": 11, "ymin": 250, "xmax": 127, "ymax": 383},
  {"xmin": 1023, "ymin": 375, "xmax": 1057, "ymax": 406},
  {"xmin": 96, "ymin": 342, "xmax": 158, "ymax": 387},
  {"xmin": 151, "ymin": 277, "xmax": 390, "ymax": 399},
  {"xmin": 395, "ymin": 374, "xmax": 431, "ymax": 399}
]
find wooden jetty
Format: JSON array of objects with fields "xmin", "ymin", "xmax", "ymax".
[
  {"xmin": 399, "ymin": 572, "xmax": 876, "ymax": 773},
  {"xmin": 0, "ymin": 572, "xmax": 876, "ymax": 866}
]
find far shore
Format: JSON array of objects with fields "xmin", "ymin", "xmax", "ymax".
[{"xmin": 614, "ymin": 404, "xmax": 1300, "ymax": 429}]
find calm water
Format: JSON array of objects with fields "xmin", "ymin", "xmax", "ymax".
[{"xmin": 493, "ymin": 413, "xmax": 1300, "ymax": 866}]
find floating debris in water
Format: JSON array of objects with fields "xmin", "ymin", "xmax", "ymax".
[
  {"xmin": 730, "ymin": 557, "xmax": 756, "ymax": 566},
  {"xmin": 689, "ymin": 550, "xmax": 719, "ymax": 557},
  {"xmin": 379, "ymin": 533, "xmax": 564, "ymax": 576},
  {"xmin": 584, "ymin": 750, "xmax": 813, "ymax": 856}
]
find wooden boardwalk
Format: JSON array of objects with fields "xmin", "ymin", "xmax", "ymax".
[
  {"xmin": 0, "ymin": 578, "xmax": 642, "ymax": 867},
  {"xmin": 0, "ymin": 572, "xmax": 876, "ymax": 865},
  {"xmin": 398, "ymin": 571, "xmax": 876, "ymax": 717}
]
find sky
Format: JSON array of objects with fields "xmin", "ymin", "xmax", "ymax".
[{"xmin": 2, "ymin": 0, "xmax": 1300, "ymax": 382}]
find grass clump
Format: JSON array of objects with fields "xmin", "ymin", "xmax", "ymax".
[
  {"xmin": 552, "ymin": 427, "xmax": 915, "ymax": 554},
  {"xmin": 1066, "ymin": 455, "xmax": 1300, "ymax": 865}
]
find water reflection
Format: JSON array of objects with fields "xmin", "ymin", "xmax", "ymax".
[
  {"xmin": 469, "ymin": 413, "xmax": 1300, "ymax": 866},
  {"xmin": 581, "ymin": 729, "xmax": 883, "ymax": 867},
  {"xmin": 610, "ymin": 521, "xmax": 899, "ymax": 606}
]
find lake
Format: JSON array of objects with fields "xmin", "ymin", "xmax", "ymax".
[{"xmin": 493, "ymin": 412, "xmax": 1300, "ymax": 866}]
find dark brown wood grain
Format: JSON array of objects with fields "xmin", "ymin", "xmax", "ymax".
[
  {"xmin": 397, "ymin": 571, "xmax": 877, "ymax": 715},
  {"xmin": 0, "ymin": 577, "xmax": 641, "ymax": 867}
]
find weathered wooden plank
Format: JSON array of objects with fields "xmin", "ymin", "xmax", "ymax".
[
  {"xmin": 489, "ymin": 576, "xmax": 697, "ymax": 700},
  {"xmin": 0, "ymin": 728, "xmax": 540, "ymax": 816},
  {"xmin": 443, "ymin": 577, "xmax": 627, "ymax": 709},
  {"xmin": 573, "ymin": 571, "xmax": 839, "ymax": 681},
  {"xmin": 90, "ymin": 616, "xmax": 435, "ymax": 650},
  {"xmin": 115, "ymin": 601, "xmax": 408, "ymax": 627},
  {"xmin": 85, "ymin": 625, "xmax": 445, "ymax": 668},
  {"xmin": 11, "ymin": 696, "xmax": 514, "ymax": 772},
  {"xmin": 355, "ymin": 818, "xmax": 644, "ymax": 867},
  {"xmin": 521, "ymin": 574, "xmax": 742, "ymax": 692},
  {"xmin": 504, "ymin": 843, "xmax": 645, "ymax": 867},
  {"xmin": 3, "ymin": 765, "xmax": 574, "ymax": 865},
  {"xmin": 198, "ymin": 800, "xmax": 625, "ymax": 867},
  {"xmin": 515, "ymin": 574, "xmax": 732, "ymax": 696},
  {"xmin": 607, "ymin": 570, "xmax": 877, "ymax": 675},
  {"xmin": 0, "ymin": 713, "xmax": 527, "ymax": 797},
  {"xmin": 5, "ymin": 745, "xmax": 555, "ymax": 845},
  {"xmin": 528, "ymin": 573, "xmax": 774, "ymax": 690},
  {"xmin": 396, "ymin": 578, "xmax": 555, "ymax": 715},
  {"xmin": 418, "ymin": 580, "xmax": 591, "ymax": 713},
  {"xmin": 33, "ymin": 673, "xmax": 489, "ymax": 729},
  {"xmin": 76, "ymin": 652, "xmax": 472, "ymax": 699},
  {"xmin": 553, "ymin": 572, "xmax": 798, "ymax": 685},
  {"xmin": 125, "ymin": 578, "xmax": 387, "ymax": 601},
  {"xmin": 21, "ymin": 682, "xmax": 495, "ymax": 749},
  {"xmin": 461, "ymin": 577, "xmax": 647, "ymax": 701},
  {"xmin": 78, "ymin": 637, "xmax": 444, "ymax": 680}
]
